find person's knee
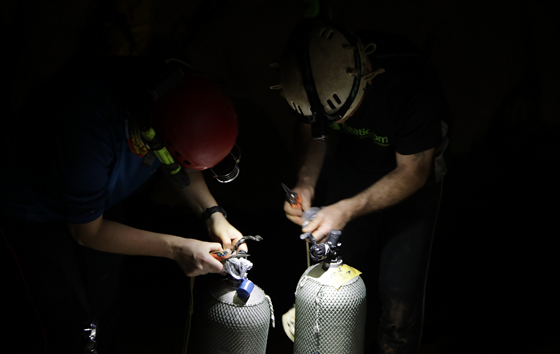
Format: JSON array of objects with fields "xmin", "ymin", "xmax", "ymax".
[{"xmin": 378, "ymin": 299, "xmax": 422, "ymax": 352}]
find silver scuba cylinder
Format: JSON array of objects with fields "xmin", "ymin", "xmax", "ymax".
[
  {"xmin": 294, "ymin": 229, "xmax": 367, "ymax": 354},
  {"xmin": 189, "ymin": 278, "xmax": 274, "ymax": 354},
  {"xmin": 189, "ymin": 236, "xmax": 274, "ymax": 354}
]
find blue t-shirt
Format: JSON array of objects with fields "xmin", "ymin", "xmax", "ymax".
[{"xmin": 1, "ymin": 68, "xmax": 160, "ymax": 224}]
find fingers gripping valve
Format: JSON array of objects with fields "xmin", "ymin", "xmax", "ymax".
[
  {"xmin": 221, "ymin": 235, "xmax": 263, "ymax": 301},
  {"xmin": 299, "ymin": 207, "xmax": 343, "ymax": 270},
  {"xmin": 309, "ymin": 230, "xmax": 342, "ymax": 270}
]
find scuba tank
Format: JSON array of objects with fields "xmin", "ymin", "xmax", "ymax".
[
  {"xmin": 189, "ymin": 236, "xmax": 275, "ymax": 354},
  {"xmin": 293, "ymin": 211, "xmax": 367, "ymax": 354}
]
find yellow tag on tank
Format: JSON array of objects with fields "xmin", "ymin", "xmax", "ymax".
[{"xmin": 309, "ymin": 264, "xmax": 362, "ymax": 290}]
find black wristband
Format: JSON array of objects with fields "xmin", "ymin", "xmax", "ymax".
[{"xmin": 201, "ymin": 206, "xmax": 227, "ymax": 222}]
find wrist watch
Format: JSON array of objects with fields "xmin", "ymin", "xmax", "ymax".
[{"xmin": 201, "ymin": 206, "xmax": 227, "ymax": 221}]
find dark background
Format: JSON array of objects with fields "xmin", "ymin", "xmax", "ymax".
[{"xmin": 1, "ymin": 0, "xmax": 559, "ymax": 353}]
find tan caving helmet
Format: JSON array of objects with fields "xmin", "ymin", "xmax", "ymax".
[{"xmin": 274, "ymin": 19, "xmax": 377, "ymax": 138}]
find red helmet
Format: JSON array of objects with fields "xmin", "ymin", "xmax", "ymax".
[{"xmin": 152, "ymin": 73, "xmax": 238, "ymax": 171}]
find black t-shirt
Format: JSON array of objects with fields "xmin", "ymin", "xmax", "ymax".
[{"xmin": 329, "ymin": 31, "xmax": 450, "ymax": 178}]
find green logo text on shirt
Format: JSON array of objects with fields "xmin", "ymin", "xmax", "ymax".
[{"xmin": 331, "ymin": 123, "xmax": 389, "ymax": 147}]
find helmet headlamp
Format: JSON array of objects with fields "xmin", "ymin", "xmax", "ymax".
[{"xmin": 209, "ymin": 143, "xmax": 241, "ymax": 183}]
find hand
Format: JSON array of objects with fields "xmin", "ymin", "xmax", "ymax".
[
  {"xmin": 172, "ymin": 238, "xmax": 225, "ymax": 276},
  {"xmin": 205, "ymin": 213, "xmax": 247, "ymax": 253},
  {"xmin": 283, "ymin": 183, "xmax": 314, "ymax": 226},
  {"xmin": 301, "ymin": 200, "xmax": 353, "ymax": 244}
]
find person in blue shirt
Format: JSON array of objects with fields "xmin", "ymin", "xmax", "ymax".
[{"xmin": 0, "ymin": 57, "xmax": 245, "ymax": 353}]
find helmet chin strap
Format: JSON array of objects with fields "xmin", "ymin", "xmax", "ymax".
[{"xmin": 311, "ymin": 120, "xmax": 330, "ymax": 140}]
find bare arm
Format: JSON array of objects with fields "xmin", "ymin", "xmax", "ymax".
[
  {"xmin": 163, "ymin": 169, "xmax": 244, "ymax": 252},
  {"xmin": 303, "ymin": 148, "xmax": 434, "ymax": 243},
  {"xmin": 68, "ymin": 216, "xmax": 224, "ymax": 276},
  {"xmin": 284, "ymin": 122, "xmax": 329, "ymax": 225},
  {"xmin": 341, "ymin": 148, "xmax": 434, "ymax": 218},
  {"xmin": 67, "ymin": 170, "xmax": 243, "ymax": 276},
  {"xmin": 167, "ymin": 170, "xmax": 222, "ymax": 218},
  {"xmin": 294, "ymin": 123, "xmax": 328, "ymax": 200}
]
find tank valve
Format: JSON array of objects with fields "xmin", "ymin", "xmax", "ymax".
[
  {"xmin": 309, "ymin": 229, "xmax": 342, "ymax": 270},
  {"xmin": 220, "ymin": 235, "xmax": 263, "ymax": 301}
]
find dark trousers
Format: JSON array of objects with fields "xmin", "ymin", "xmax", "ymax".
[
  {"xmin": 323, "ymin": 168, "xmax": 442, "ymax": 354},
  {"xmin": 0, "ymin": 216, "xmax": 124, "ymax": 354}
]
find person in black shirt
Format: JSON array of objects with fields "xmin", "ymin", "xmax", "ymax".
[{"xmin": 275, "ymin": 19, "xmax": 449, "ymax": 354}]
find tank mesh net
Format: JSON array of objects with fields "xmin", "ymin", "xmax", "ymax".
[
  {"xmin": 190, "ymin": 287, "xmax": 271, "ymax": 354},
  {"xmin": 294, "ymin": 267, "xmax": 367, "ymax": 354}
]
